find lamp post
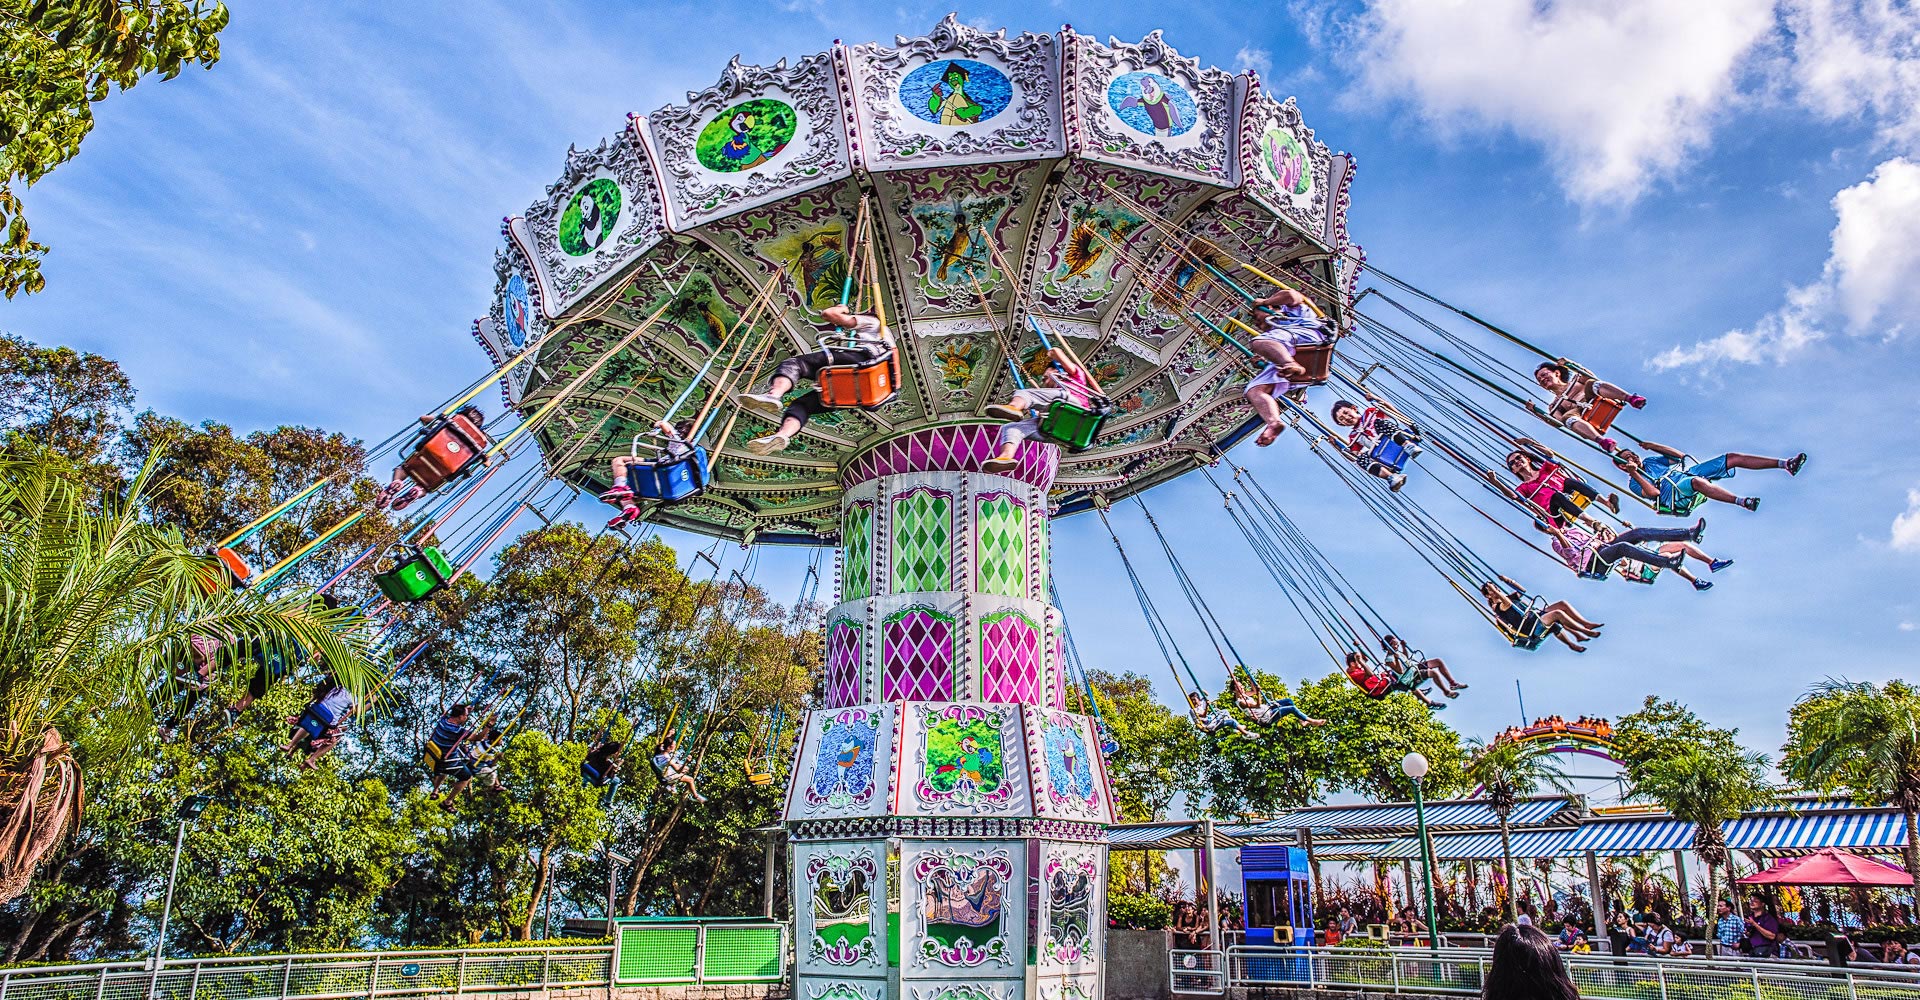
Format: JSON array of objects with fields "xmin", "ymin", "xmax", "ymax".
[
  {"xmin": 1402, "ymin": 752, "xmax": 1441, "ymax": 955},
  {"xmin": 151, "ymin": 794, "xmax": 212, "ymax": 992},
  {"xmin": 606, "ymin": 849, "xmax": 631, "ymax": 930}
]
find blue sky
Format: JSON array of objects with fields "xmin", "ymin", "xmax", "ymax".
[{"xmin": 5, "ymin": 0, "xmax": 1917, "ymax": 794}]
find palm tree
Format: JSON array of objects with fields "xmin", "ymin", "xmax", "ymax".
[
  {"xmin": 1464, "ymin": 738, "xmax": 1573, "ymax": 923},
  {"xmin": 1630, "ymin": 745, "xmax": 1775, "ymax": 915},
  {"xmin": 1783, "ymin": 679, "xmax": 1920, "ymax": 879},
  {"xmin": 0, "ymin": 449, "xmax": 378, "ymax": 901}
]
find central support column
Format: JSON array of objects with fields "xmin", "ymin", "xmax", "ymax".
[{"xmin": 783, "ymin": 426, "xmax": 1118, "ymax": 1000}]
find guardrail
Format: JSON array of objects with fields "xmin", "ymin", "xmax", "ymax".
[
  {"xmin": 1220, "ymin": 944, "xmax": 1920, "ymax": 1000},
  {"xmin": 0, "ymin": 928, "xmax": 788, "ymax": 1000}
]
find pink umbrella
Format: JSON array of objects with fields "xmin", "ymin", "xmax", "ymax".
[{"xmin": 1737, "ymin": 848, "xmax": 1913, "ymax": 887}]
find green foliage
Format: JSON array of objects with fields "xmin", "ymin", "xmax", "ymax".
[
  {"xmin": 0, "ymin": 1, "xmax": 231, "ymax": 297},
  {"xmin": 1081, "ymin": 670, "xmax": 1202, "ymax": 821},
  {"xmin": 0, "ymin": 332, "xmax": 134, "ymax": 474},
  {"xmin": 556, "ymin": 179, "xmax": 621, "ymax": 256},
  {"xmin": 1782, "ymin": 679, "xmax": 1920, "ymax": 877},
  {"xmin": 1612, "ymin": 696, "xmax": 1747, "ymax": 786},
  {"xmin": 1630, "ymin": 744, "xmax": 1775, "ymax": 910},
  {"xmin": 1105, "ymin": 891, "xmax": 1172, "ymax": 930},
  {"xmin": 693, "ymin": 99, "xmax": 796, "ymax": 172},
  {"xmin": 922, "ymin": 716, "xmax": 1002, "ymax": 793},
  {"xmin": 1286, "ymin": 671, "xmax": 1465, "ymax": 804}
]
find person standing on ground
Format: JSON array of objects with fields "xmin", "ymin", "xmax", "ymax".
[{"xmin": 1483, "ymin": 924, "xmax": 1582, "ymax": 1000}]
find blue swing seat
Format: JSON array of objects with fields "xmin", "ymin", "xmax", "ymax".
[
  {"xmin": 1368, "ymin": 438, "xmax": 1412, "ymax": 473},
  {"xmin": 632, "ymin": 447, "xmax": 710, "ymax": 502}
]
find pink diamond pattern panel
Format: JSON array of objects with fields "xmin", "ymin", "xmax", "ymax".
[
  {"xmin": 842, "ymin": 425, "xmax": 1059, "ymax": 491},
  {"xmin": 882, "ymin": 607, "xmax": 955, "ymax": 701},
  {"xmin": 825, "ymin": 617, "xmax": 864, "ymax": 708},
  {"xmin": 980, "ymin": 609, "xmax": 1041, "ymax": 705}
]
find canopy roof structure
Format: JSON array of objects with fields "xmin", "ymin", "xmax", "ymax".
[
  {"xmin": 1107, "ymin": 797, "xmax": 1912, "ymax": 861},
  {"xmin": 472, "ymin": 16, "xmax": 1355, "ymax": 543}
]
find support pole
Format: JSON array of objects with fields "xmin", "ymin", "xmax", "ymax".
[
  {"xmin": 1673, "ymin": 850, "xmax": 1692, "ymax": 921},
  {"xmin": 1586, "ymin": 851, "xmax": 1608, "ymax": 934},
  {"xmin": 1201, "ymin": 819, "xmax": 1221, "ymax": 954},
  {"xmin": 763, "ymin": 835, "xmax": 778, "ymax": 919}
]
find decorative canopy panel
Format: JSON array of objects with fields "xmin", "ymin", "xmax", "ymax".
[{"xmin": 477, "ymin": 17, "xmax": 1356, "ymax": 544}]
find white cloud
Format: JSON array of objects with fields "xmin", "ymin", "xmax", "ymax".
[
  {"xmin": 1893, "ymin": 489, "xmax": 1920, "ymax": 553},
  {"xmin": 1349, "ymin": 0, "xmax": 1775, "ymax": 205},
  {"xmin": 1651, "ymin": 157, "xmax": 1920, "ymax": 367},
  {"xmin": 1234, "ymin": 45, "xmax": 1273, "ymax": 78},
  {"xmin": 1785, "ymin": 0, "xmax": 1920, "ymax": 152},
  {"xmin": 1901, "ymin": 622, "xmax": 1917, "ymax": 631}
]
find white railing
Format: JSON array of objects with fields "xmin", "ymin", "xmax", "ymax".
[
  {"xmin": 0, "ymin": 938, "xmax": 756, "ymax": 1000},
  {"xmin": 1224, "ymin": 944, "xmax": 1920, "ymax": 999},
  {"xmin": 1170, "ymin": 949, "xmax": 1227, "ymax": 995}
]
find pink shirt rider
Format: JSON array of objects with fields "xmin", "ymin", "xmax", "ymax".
[
  {"xmin": 1547, "ymin": 524, "xmax": 1597, "ymax": 572},
  {"xmin": 1516, "ymin": 460, "xmax": 1570, "ymax": 508}
]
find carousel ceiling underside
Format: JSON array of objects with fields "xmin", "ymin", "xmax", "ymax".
[{"xmin": 472, "ymin": 17, "xmax": 1357, "ymax": 544}]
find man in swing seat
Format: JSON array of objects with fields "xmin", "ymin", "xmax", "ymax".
[
  {"xmin": 981, "ymin": 346, "xmax": 1097, "ymax": 472},
  {"xmin": 738, "ymin": 304, "xmax": 895, "ymax": 456},
  {"xmin": 1612, "ymin": 441, "xmax": 1807, "ymax": 514}
]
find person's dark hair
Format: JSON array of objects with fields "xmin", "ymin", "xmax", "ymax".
[
  {"xmin": 1535, "ymin": 362, "xmax": 1570, "ymax": 380},
  {"xmin": 674, "ymin": 419, "xmax": 696, "ymax": 440},
  {"xmin": 1506, "ymin": 450, "xmax": 1530, "ymax": 467},
  {"xmin": 1483, "ymin": 924, "xmax": 1580, "ymax": 1000},
  {"xmin": 449, "ymin": 702, "xmax": 471, "ymax": 719},
  {"xmin": 459, "ymin": 404, "xmax": 486, "ymax": 424},
  {"xmin": 1332, "ymin": 400, "xmax": 1360, "ymax": 417}
]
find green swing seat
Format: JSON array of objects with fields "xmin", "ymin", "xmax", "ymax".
[{"xmin": 374, "ymin": 544, "xmax": 454, "ymax": 602}]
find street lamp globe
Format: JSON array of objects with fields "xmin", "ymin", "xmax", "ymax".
[{"xmin": 1401, "ymin": 751, "xmax": 1430, "ymax": 781}]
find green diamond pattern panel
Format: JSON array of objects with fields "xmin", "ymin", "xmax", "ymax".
[
  {"xmin": 843, "ymin": 500, "xmax": 874, "ymax": 601},
  {"xmin": 975, "ymin": 493, "xmax": 1027, "ymax": 597},
  {"xmin": 891, "ymin": 488, "xmax": 952, "ymax": 593},
  {"xmin": 1036, "ymin": 514, "xmax": 1049, "ymax": 597}
]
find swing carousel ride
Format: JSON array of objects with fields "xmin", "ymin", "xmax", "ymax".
[{"xmin": 472, "ymin": 19, "xmax": 1348, "ymax": 1000}]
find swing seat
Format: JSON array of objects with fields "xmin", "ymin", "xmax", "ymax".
[
  {"xmin": 401, "ymin": 413, "xmax": 489, "ymax": 492},
  {"xmin": 816, "ymin": 352, "xmax": 899, "ymax": 409},
  {"xmin": 1292, "ymin": 343, "xmax": 1334, "ymax": 385},
  {"xmin": 1508, "ymin": 612, "xmax": 1550, "ymax": 651},
  {"xmin": 633, "ymin": 447, "xmax": 711, "ymax": 502},
  {"xmin": 1368, "ymin": 438, "xmax": 1412, "ymax": 473},
  {"xmin": 1577, "ymin": 552, "xmax": 1613, "ymax": 581},
  {"xmin": 745, "ymin": 760, "xmax": 776, "ymax": 786},
  {"xmin": 1582, "ymin": 395, "xmax": 1625, "ymax": 434},
  {"xmin": 373, "ymin": 544, "xmax": 454, "ymax": 602},
  {"xmin": 1623, "ymin": 562, "xmax": 1660, "ymax": 585},
  {"xmin": 1038, "ymin": 399, "xmax": 1110, "ymax": 452},
  {"xmin": 199, "ymin": 546, "xmax": 255, "ymax": 593},
  {"xmin": 1657, "ymin": 492, "xmax": 1709, "ymax": 517}
]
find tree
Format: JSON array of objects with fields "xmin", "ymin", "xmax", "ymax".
[
  {"xmin": 1294, "ymin": 672, "xmax": 1465, "ymax": 803},
  {"xmin": 0, "ymin": 332, "xmax": 134, "ymax": 472},
  {"xmin": 1630, "ymin": 746, "xmax": 1774, "ymax": 913},
  {"xmin": 1463, "ymin": 738, "xmax": 1571, "ymax": 923},
  {"xmin": 1, "ymin": 2, "xmax": 230, "ymax": 297},
  {"xmin": 1082, "ymin": 670, "xmax": 1203, "ymax": 822},
  {"xmin": 1782, "ymin": 679, "xmax": 1920, "ymax": 880},
  {"xmin": 1611, "ymin": 696, "xmax": 1745, "ymax": 786},
  {"xmin": 0, "ymin": 447, "xmax": 380, "ymax": 902}
]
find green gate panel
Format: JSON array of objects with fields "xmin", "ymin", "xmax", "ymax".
[
  {"xmin": 615, "ymin": 925, "xmax": 697, "ymax": 983},
  {"xmin": 843, "ymin": 501, "xmax": 874, "ymax": 601},
  {"xmin": 700, "ymin": 925, "xmax": 784, "ymax": 981},
  {"xmin": 975, "ymin": 494, "xmax": 1027, "ymax": 597}
]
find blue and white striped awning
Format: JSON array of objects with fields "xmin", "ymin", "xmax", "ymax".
[
  {"xmin": 1375, "ymin": 829, "xmax": 1579, "ymax": 860},
  {"xmin": 1564, "ymin": 819, "xmax": 1698, "ymax": 854},
  {"xmin": 1723, "ymin": 810, "xmax": 1908, "ymax": 853},
  {"xmin": 1268, "ymin": 798, "xmax": 1571, "ymax": 833},
  {"xmin": 1311, "ymin": 840, "xmax": 1394, "ymax": 861}
]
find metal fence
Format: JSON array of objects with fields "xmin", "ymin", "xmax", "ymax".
[
  {"xmin": 1211, "ymin": 945, "xmax": 1920, "ymax": 1000},
  {"xmin": 0, "ymin": 932, "xmax": 784, "ymax": 1000}
]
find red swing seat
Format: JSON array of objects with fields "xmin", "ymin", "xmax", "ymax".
[{"xmin": 401, "ymin": 412, "xmax": 489, "ymax": 492}]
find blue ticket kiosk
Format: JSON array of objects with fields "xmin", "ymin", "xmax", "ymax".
[{"xmin": 1240, "ymin": 845, "xmax": 1315, "ymax": 981}]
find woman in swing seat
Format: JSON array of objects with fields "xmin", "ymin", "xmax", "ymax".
[
  {"xmin": 981, "ymin": 347, "xmax": 1093, "ymax": 472},
  {"xmin": 652, "ymin": 736, "xmax": 708, "ymax": 802},
  {"xmin": 1480, "ymin": 575, "xmax": 1602, "ymax": 652},
  {"xmin": 1381, "ymin": 635, "xmax": 1466, "ymax": 699},
  {"xmin": 377, "ymin": 405, "xmax": 490, "ymax": 512},
  {"xmin": 738, "ymin": 304, "xmax": 894, "ymax": 456},
  {"xmin": 1185, "ymin": 691, "xmax": 1261, "ymax": 738},
  {"xmin": 1488, "ymin": 439, "xmax": 1619, "ymax": 526},
  {"xmin": 1244, "ymin": 288, "xmax": 1330, "ymax": 447},
  {"xmin": 1344, "ymin": 651, "xmax": 1445, "ymax": 709},
  {"xmin": 1533, "ymin": 360, "xmax": 1646, "ymax": 453},
  {"xmin": 1229, "ymin": 674, "xmax": 1328, "ymax": 727}
]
